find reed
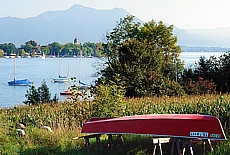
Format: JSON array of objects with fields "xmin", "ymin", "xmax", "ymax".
[{"xmin": 0, "ymin": 94, "xmax": 229, "ymax": 154}]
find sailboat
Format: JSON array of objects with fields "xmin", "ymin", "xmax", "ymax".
[
  {"xmin": 8, "ymin": 57, "xmax": 32, "ymax": 86},
  {"xmin": 78, "ymin": 80, "xmax": 89, "ymax": 89},
  {"xmin": 41, "ymin": 52, "xmax": 45, "ymax": 59},
  {"xmin": 53, "ymin": 60, "xmax": 68, "ymax": 83},
  {"xmin": 60, "ymin": 53, "xmax": 88, "ymax": 95},
  {"xmin": 60, "ymin": 77, "xmax": 82, "ymax": 96},
  {"xmin": 68, "ymin": 51, "xmax": 89, "ymax": 90},
  {"xmin": 78, "ymin": 51, "xmax": 89, "ymax": 89}
]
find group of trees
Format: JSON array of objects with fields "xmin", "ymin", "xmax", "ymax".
[
  {"xmin": 95, "ymin": 15, "xmax": 230, "ymax": 97},
  {"xmin": 0, "ymin": 40, "xmax": 103, "ymax": 57},
  {"xmin": 182, "ymin": 53, "xmax": 230, "ymax": 94},
  {"xmin": 96, "ymin": 16, "xmax": 184, "ymax": 97}
]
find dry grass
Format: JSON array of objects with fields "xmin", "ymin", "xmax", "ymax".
[{"xmin": 0, "ymin": 94, "xmax": 229, "ymax": 154}]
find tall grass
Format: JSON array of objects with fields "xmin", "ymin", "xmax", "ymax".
[{"xmin": 0, "ymin": 94, "xmax": 229, "ymax": 154}]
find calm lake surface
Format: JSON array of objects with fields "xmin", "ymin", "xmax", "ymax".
[
  {"xmin": 0, "ymin": 57, "xmax": 101, "ymax": 108},
  {"xmin": 0, "ymin": 51, "xmax": 226, "ymax": 108}
]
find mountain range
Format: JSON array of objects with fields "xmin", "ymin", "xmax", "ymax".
[{"xmin": 1, "ymin": 4, "xmax": 230, "ymax": 50}]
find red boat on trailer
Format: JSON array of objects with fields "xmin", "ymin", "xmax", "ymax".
[
  {"xmin": 80, "ymin": 114, "xmax": 226, "ymax": 154},
  {"xmin": 82, "ymin": 114, "xmax": 226, "ymax": 140}
]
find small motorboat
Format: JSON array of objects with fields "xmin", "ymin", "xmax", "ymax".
[
  {"xmin": 60, "ymin": 89, "xmax": 72, "ymax": 95},
  {"xmin": 53, "ymin": 75, "xmax": 68, "ymax": 83}
]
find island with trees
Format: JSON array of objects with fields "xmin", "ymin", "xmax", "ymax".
[{"xmin": 0, "ymin": 39, "xmax": 103, "ymax": 58}]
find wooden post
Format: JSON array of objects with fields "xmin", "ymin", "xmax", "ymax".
[
  {"xmin": 182, "ymin": 144, "xmax": 186, "ymax": 155},
  {"xmin": 171, "ymin": 141, "xmax": 175, "ymax": 155},
  {"xmin": 176, "ymin": 141, "xmax": 182, "ymax": 155},
  {"xmin": 158, "ymin": 139, "xmax": 163, "ymax": 155},
  {"xmin": 188, "ymin": 141, "xmax": 194, "ymax": 155},
  {"xmin": 203, "ymin": 139, "xmax": 214, "ymax": 153},
  {"xmin": 152, "ymin": 138, "xmax": 170, "ymax": 155},
  {"xmin": 96, "ymin": 135, "xmax": 100, "ymax": 148},
  {"xmin": 208, "ymin": 139, "xmax": 214, "ymax": 152},
  {"xmin": 153, "ymin": 145, "xmax": 157, "ymax": 155},
  {"xmin": 107, "ymin": 134, "xmax": 113, "ymax": 149},
  {"xmin": 118, "ymin": 134, "xmax": 125, "ymax": 145},
  {"xmin": 174, "ymin": 138, "xmax": 194, "ymax": 155},
  {"xmin": 84, "ymin": 136, "xmax": 90, "ymax": 154}
]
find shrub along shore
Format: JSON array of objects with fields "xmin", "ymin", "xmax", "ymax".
[{"xmin": 0, "ymin": 94, "xmax": 229, "ymax": 154}]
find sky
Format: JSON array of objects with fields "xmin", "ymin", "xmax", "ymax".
[{"xmin": 1, "ymin": 0, "xmax": 230, "ymax": 29}]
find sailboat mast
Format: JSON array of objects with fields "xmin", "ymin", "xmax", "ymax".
[
  {"xmin": 79, "ymin": 50, "xmax": 82, "ymax": 85},
  {"xmin": 14, "ymin": 57, "xmax": 16, "ymax": 81},
  {"xmin": 67, "ymin": 66, "xmax": 70, "ymax": 78},
  {"xmin": 58, "ymin": 60, "xmax": 60, "ymax": 76}
]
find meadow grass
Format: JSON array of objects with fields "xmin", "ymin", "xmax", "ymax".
[{"xmin": 0, "ymin": 94, "xmax": 229, "ymax": 154}]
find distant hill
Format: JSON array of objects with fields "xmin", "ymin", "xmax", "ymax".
[
  {"xmin": 0, "ymin": 4, "xmax": 230, "ymax": 49},
  {"xmin": 184, "ymin": 27, "xmax": 230, "ymax": 47},
  {"xmin": 0, "ymin": 5, "xmax": 135, "ymax": 47}
]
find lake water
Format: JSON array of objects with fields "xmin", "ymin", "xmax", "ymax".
[
  {"xmin": 0, "ymin": 57, "xmax": 101, "ymax": 108},
  {"xmin": 180, "ymin": 51, "xmax": 226, "ymax": 67},
  {"xmin": 0, "ymin": 51, "xmax": 227, "ymax": 108}
]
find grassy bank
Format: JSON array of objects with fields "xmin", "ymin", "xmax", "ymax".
[{"xmin": 0, "ymin": 94, "xmax": 229, "ymax": 154}]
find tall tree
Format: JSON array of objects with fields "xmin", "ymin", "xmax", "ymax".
[
  {"xmin": 98, "ymin": 15, "xmax": 184, "ymax": 97},
  {"xmin": 0, "ymin": 49, "xmax": 4, "ymax": 57},
  {"xmin": 21, "ymin": 40, "xmax": 39, "ymax": 56},
  {"xmin": 49, "ymin": 42, "xmax": 62, "ymax": 56},
  {"xmin": 0, "ymin": 43, "xmax": 17, "ymax": 55},
  {"xmin": 62, "ymin": 43, "xmax": 74, "ymax": 56},
  {"xmin": 41, "ymin": 45, "xmax": 50, "ymax": 56},
  {"xmin": 24, "ymin": 81, "xmax": 58, "ymax": 105},
  {"xmin": 181, "ymin": 53, "xmax": 230, "ymax": 94}
]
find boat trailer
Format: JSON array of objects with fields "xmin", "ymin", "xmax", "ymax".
[
  {"xmin": 76, "ymin": 134, "xmax": 218, "ymax": 155},
  {"xmin": 76, "ymin": 114, "xmax": 226, "ymax": 154}
]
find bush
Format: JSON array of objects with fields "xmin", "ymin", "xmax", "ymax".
[
  {"xmin": 24, "ymin": 80, "xmax": 59, "ymax": 105},
  {"xmin": 182, "ymin": 77, "xmax": 216, "ymax": 95},
  {"xmin": 91, "ymin": 78, "xmax": 125, "ymax": 117},
  {"xmin": 209, "ymin": 140, "xmax": 230, "ymax": 155}
]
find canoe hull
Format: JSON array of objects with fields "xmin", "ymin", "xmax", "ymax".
[{"xmin": 82, "ymin": 114, "xmax": 226, "ymax": 140}]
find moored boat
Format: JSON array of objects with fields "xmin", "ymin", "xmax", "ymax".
[
  {"xmin": 53, "ymin": 75, "xmax": 68, "ymax": 83},
  {"xmin": 53, "ymin": 61, "xmax": 69, "ymax": 83},
  {"xmin": 60, "ymin": 89, "xmax": 72, "ymax": 95},
  {"xmin": 8, "ymin": 79, "xmax": 31, "ymax": 86},
  {"xmin": 8, "ymin": 57, "xmax": 31, "ymax": 86},
  {"xmin": 82, "ymin": 114, "xmax": 226, "ymax": 140}
]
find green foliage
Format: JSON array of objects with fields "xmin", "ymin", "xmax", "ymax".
[
  {"xmin": 48, "ymin": 42, "xmax": 62, "ymax": 56},
  {"xmin": 0, "ymin": 41, "xmax": 103, "ymax": 58},
  {"xmin": 209, "ymin": 140, "xmax": 230, "ymax": 155},
  {"xmin": 182, "ymin": 51, "xmax": 230, "ymax": 94},
  {"xmin": 0, "ymin": 49, "xmax": 4, "ymax": 57},
  {"xmin": 181, "ymin": 77, "xmax": 216, "ymax": 95},
  {"xmin": 149, "ymin": 77, "xmax": 185, "ymax": 96},
  {"xmin": 92, "ymin": 77, "xmax": 125, "ymax": 117},
  {"xmin": 0, "ymin": 94, "xmax": 229, "ymax": 154},
  {"xmin": 24, "ymin": 85, "xmax": 40, "ymax": 105},
  {"xmin": 98, "ymin": 15, "xmax": 183, "ymax": 97},
  {"xmin": 38, "ymin": 81, "xmax": 52, "ymax": 103},
  {"xmin": 24, "ymin": 81, "xmax": 58, "ymax": 105},
  {"xmin": 20, "ymin": 40, "xmax": 40, "ymax": 56},
  {"xmin": 218, "ymin": 52, "xmax": 230, "ymax": 92},
  {"xmin": 0, "ymin": 43, "xmax": 17, "ymax": 56}
]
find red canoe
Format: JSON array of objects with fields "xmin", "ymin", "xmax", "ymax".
[{"xmin": 82, "ymin": 114, "xmax": 226, "ymax": 140}]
